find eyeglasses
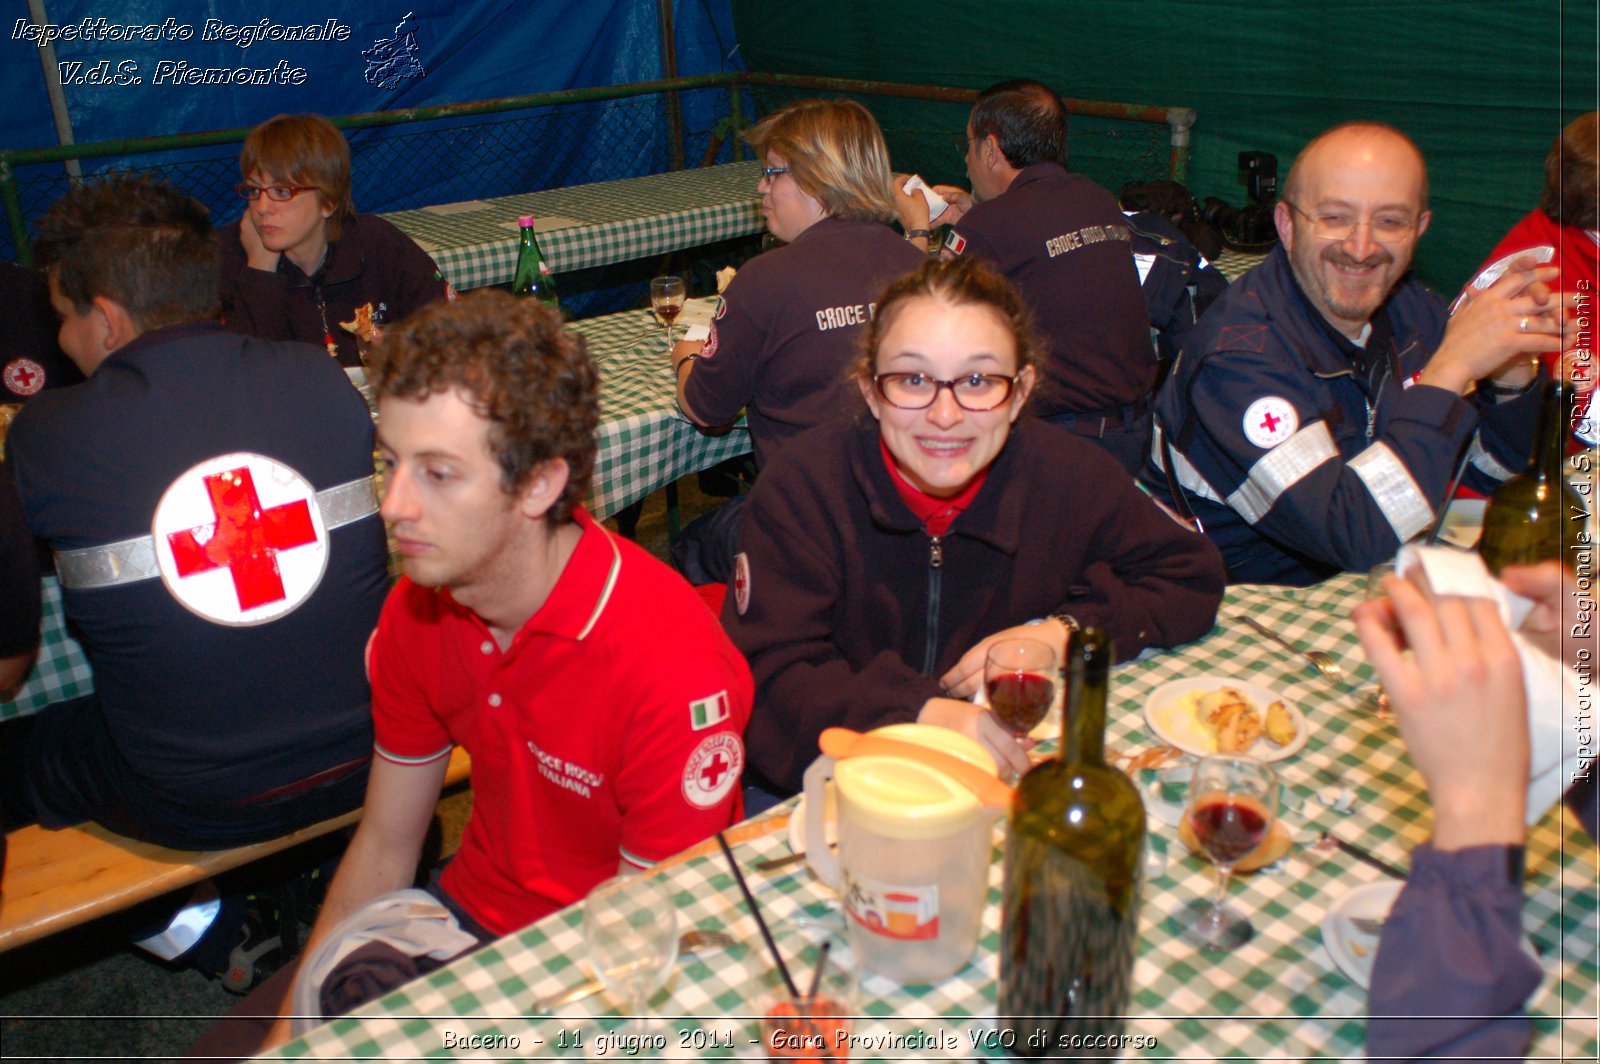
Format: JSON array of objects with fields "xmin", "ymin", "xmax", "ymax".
[
  {"xmin": 873, "ymin": 371, "xmax": 1018, "ymax": 411},
  {"xmin": 760, "ymin": 166, "xmax": 790, "ymax": 181},
  {"xmin": 1282, "ymin": 199, "xmax": 1420, "ymax": 244},
  {"xmin": 235, "ymin": 183, "xmax": 319, "ymax": 202}
]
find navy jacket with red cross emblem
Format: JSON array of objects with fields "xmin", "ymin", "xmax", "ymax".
[
  {"xmin": 1140, "ymin": 244, "xmax": 1539, "ymax": 586},
  {"xmin": 0, "ymin": 262, "xmax": 83, "ymax": 403},
  {"xmin": 8, "ymin": 324, "xmax": 386, "ymax": 811}
]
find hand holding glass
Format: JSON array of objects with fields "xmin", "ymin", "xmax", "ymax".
[
  {"xmin": 1181, "ymin": 755, "xmax": 1278, "ymax": 951},
  {"xmin": 984, "ymin": 637, "xmax": 1056, "ymax": 738}
]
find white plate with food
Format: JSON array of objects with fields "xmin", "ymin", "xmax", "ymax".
[
  {"xmin": 1143, "ymin": 676, "xmax": 1308, "ymax": 762},
  {"xmin": 1322, "ymin": 880, "xmax": 1398, "ymax": 990}
]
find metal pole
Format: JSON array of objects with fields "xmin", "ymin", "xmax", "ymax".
[
  {"xmin": 26, "ymin": 0, "xmax": 82, "ymax": 183},
  {"xmin": 1166, "ymin": 107, "xmax": 1196, "ymax": 183},
  {"xmin": 658, "ymin": 0, "xmax": 684, "ymax": 171}
]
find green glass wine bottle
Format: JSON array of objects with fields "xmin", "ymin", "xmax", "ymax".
[
  {"xmin": 1478, "ymin": 378, "xmax": 1585, "ymax": 574},
  {"xmin": 510, "ymin": 215, "xmax": 560, "ymax": 310},
  {"xmin": 998, "ymin": 627, "xmax": 1145, "ymax": 1056}
]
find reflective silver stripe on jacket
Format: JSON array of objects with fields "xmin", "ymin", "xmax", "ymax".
[
  {"xmin": 1226, "ymin": 421, "xmax": 1338, "ymax": 525},
  {"xmin": 1150, "ymin": 422, "xmax": 1227, "ymax": 505},
  {"xmin": 1467, "ymin": 434, "xmax": 1517, "ymax": 483},
  {"xmin": 1348, "ymin": 442, "xmax": 1434, "ymax": 542},
  {"xmin": 55, "ymin": 475, "xmax": 379, "ymax": 591}
]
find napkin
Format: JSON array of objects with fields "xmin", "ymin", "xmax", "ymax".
[
  {"xmin": 1395, "ymin": 545, "xmax": 1593, "ymax": 823},
  {"xmin": 902, "ymin": 174, "xmax": 949, "ymax": 223},
  {"xmin": 290, "ymin": 889, "xmax": 479, "ymax": 1035}
]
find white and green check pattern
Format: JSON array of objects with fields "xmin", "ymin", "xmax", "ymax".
[
  {"xmin": 1213, "ymin": 248, "xmax": 1267, "ymax": 282},
  {"xmin": 573, "ymin": 303, "xmax": 750, "ymax": 521},
  {"xmin": 256, "ymin": 574, "xmax": 1598, "ymax": 1061},
  {"xmin": 0, "ymin": 576, "xmax": 92, "ymax": 722},
  {"xmin": 384, "ymin": 162, "xmax": 766, "ymax": 292}
]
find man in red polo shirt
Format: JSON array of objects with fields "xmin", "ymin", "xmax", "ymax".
[{"xmin": 242, "ymin": 291, "xmax": 753, "ymax": 1038}]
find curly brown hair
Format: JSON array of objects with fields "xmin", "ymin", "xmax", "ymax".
[
  {"xmin": 855, "ymin": 257, "xmax": 1041, "ymax": 385},
  {"xmin": 369, "ymin": 290, "xmax": 598, "ymax": 525}
]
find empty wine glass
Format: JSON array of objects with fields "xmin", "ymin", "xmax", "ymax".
[
  {"xmin": 584, "ymin": 875, "xmax": 679, "ymax": 1037},
  {"xmin": 1181, "ymin": 754, "xmax": 1278, "ymax": 951},
  {"xmin": 984, "ymin": 637, "xmax": 1057, "ymax": 739},
  {"xmin": 649, "ymin": 275, "xmax": 687, "ymax": 346}
]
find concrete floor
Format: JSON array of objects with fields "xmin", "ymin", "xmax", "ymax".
[{"xmin": 0, "ymin": 477, "xmax": 722, "ymax": 1062}]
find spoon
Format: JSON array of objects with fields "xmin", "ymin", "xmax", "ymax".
[
  {"xmin": 531, "ymin": 927, "xmax": 739, "ymax": 1012},
  {"xmin": 1235, "ymin": 614, "xmax": 1346, "ymax": 684}
]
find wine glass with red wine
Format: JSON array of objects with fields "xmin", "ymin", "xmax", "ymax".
[
  {"xmin": 984, "ymin": 637, "xmax": 1057, "ymax": 739},
  {"xmin": 649, "ymin": 275, "xmax": 687, "ymax": 346},
  {"xmin": 1181, "ymin": 754, "xmax": 1278, "ymax": 950}
]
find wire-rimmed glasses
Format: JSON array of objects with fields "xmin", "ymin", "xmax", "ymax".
[{"xmin": 1281, "ymin": 199, "xmax": 1421, "ymax": 244}]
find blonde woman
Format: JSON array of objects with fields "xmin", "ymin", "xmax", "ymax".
[{"xmin": 671, "ymin": 98, "xmax": 923, "ymax": 584}]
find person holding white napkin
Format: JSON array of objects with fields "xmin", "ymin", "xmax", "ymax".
[{"xmin": 1354, "ymin": 556, "xmax": 1596, "ymax": 1062}]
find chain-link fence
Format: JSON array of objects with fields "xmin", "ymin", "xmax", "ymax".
[
  {"xmin": 0, "ymin": 80, "xmax": 742, "ymax": 265},
  {"xmin": 1, "ymin": 72, "xmax": 1190, "ymax": 277},
  {"xmin": 740, "ymin": 74, "xmax": 1189, "ymax": 202}
]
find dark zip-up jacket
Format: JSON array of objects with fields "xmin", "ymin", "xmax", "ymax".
[
  {"xmin": 1141, "ymin": 244, "xmax": 1540, "ymax": 585},
  {"xmin": 727, "ymin": 417, "xmax": 1227, "ymax": 795}
]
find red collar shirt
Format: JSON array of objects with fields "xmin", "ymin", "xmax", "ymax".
[{"xmin": 368, "ymin": 508, "xmax": 753, "ymax": 935}]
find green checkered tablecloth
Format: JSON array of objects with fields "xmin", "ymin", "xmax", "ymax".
[
  {"xmin": 1213, "ymin": 248, "xmax": 1267, "ymax": 282},
  {"xmin": 385, "ymin": 162, "xmax": 766, "ymax": 292},
  {"xmin": 0, "ymin": 576, "xmax": 92, "ymax": 722},
  {"xmin": 574, "ymin": 302, "xmax": 751, "ymax": 520},
  {"xmin": 256, "ymin": 573, "xmax": 1599, "ymax": 1061}
]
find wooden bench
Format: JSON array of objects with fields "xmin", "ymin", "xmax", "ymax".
[{"xmin": 0, "ymin": 747, "xmax": 472, "ymax": 954}]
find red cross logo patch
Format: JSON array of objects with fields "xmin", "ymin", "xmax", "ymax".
[
  {"xmin": 733, "ymin": 551, "xmax": 751, "ymax": 615},
  {"xmin": 681, "ymin": 732, "xmax": 743, "ymax": 810},
  {"xmin": 152, "ymin": 453, "xmax": 329, "ymax": 626},
  {"xmin": 3, "ymin": 357, "xmax": 45, "ymax": 397},
  {"xmin": 1241, "ymin": 396, "xmax": 1298, "ymax": 449}
]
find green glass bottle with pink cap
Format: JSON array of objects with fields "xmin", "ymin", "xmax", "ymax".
[{"xmin": 511, "ymin": 215, "xmax": 560, "ymax": 309}]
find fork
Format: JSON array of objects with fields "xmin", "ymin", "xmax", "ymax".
[
  {"xmin": 531, "ymin": 927, "xmax": 739, "ymax": 1012},
  {"xmin": 1235, "ymin": 614, "xmax": 1346, "ymax": 684},
  {"xmin": 1349, "ymin": 916, "xmax": 1387, "ymax": 935}
]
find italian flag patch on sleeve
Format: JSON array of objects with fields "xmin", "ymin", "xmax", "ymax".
[{"xmin": 690, "ymin": 690, "xmax": 731, "ymax": 731}]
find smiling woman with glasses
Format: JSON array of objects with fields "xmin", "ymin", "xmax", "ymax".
[
  {"xmin": 724, "ymin": 257, "xmax": 1227, "ymax": 806},
  {"xmin": 218, "ymin": 113, "xmax": 449, "ymax": 367}
]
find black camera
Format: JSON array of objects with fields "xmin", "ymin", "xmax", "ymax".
[{"xmin": 1201, "ymin": 151, "xmax": 1280, "ymax": 252}]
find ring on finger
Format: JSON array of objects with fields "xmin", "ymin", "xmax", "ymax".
[{"xmin": 1519, "ymin": 316, "xmax": 1529, "ymax": 333}]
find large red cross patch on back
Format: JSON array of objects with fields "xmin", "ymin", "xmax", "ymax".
[
  {"xmin": 166, "ymin": 467, "xmax": 317, "ymax": 611},
  {"xmin": 153, "ymin": 453, "xmax": 330, "ymax": 626}
]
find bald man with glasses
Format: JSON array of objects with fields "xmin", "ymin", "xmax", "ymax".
[{"xmin": 1142, "ymin": 121, "xmax": 1566, "ymax": 585}]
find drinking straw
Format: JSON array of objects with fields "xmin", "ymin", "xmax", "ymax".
[
  {"xmin": 716, "ymin": 831, "xmax": 800, "ymax": 997},
  {"xmin": 804, "ymin": 939, "xmax": 833, "ymax": 1000}
]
